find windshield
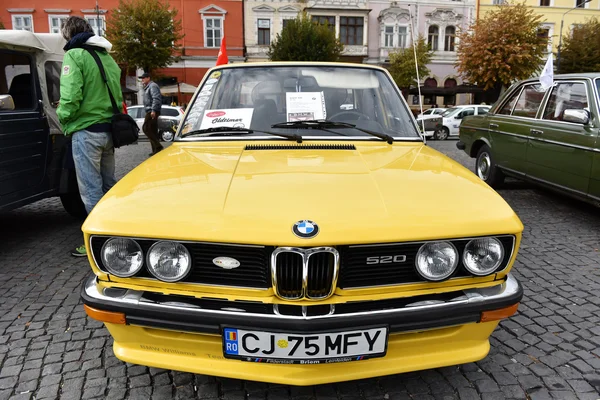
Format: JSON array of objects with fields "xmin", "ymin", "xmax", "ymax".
[
  {"xmin": 178, "ymin": 66, "xmax": 420, "ymax": 140},
  {"xmin": 441, "ymin": 107, "xmax": 462, "ymax": 118}
]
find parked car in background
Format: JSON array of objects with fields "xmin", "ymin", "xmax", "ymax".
[
  {"xmin": 0, "ymin": 30, "xmax": 86, "ymax": 218},
  {"xmin": 458, "ymin": 73, "xmax": 600, "ymax": 206},
  {"xmin": 417, "ymin": 107, "xmax": 446, "ymax": 119},
  {"xmin": 127, "ymin": 105, "xmax": 184, "ymax": 142},
  {"xmin": 415, "ymin": 113, "xmax": 444, "ymax": 139},
  {"xmin": 439, "ymin": 105, "xmax": 491, "ymax": 140}
]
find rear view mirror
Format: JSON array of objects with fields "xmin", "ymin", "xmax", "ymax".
[
  {"xmin": 563, "ymin": 109, "xmax": 590, "ymax": 124},
  {"xmin": 0, "ymin": 95, "xmax": 15, "ymax": 111}
]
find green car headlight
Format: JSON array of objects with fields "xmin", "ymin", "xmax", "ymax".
[
  {"xmin": 415, "ymin": 241, "xmax": 459, "ymax": 281},
  {"xmin": 463, "ymin": 237, "xmax": 504, "ymax": 276},
  {"xmin": 147, "ymin": 241, "xmax": 191, "ymax": 282},
  {"xmin": 101, "ymin": 238, "xmax": 144, "ymax": 277}
]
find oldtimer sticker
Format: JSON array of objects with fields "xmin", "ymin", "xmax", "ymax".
[
  {"xmin": 209, "ymin": 71, "xmax": 222, "ymax": 79},
  {"xmin": 200, "ymin": 108, "xmax": 254, "ymax": 129}
]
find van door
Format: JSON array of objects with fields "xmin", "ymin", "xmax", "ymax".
[{"xmin": 0, "ymin": 49, "xmax": 50, "ymax": 200}]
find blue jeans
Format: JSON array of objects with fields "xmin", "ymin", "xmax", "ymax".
[{"xmin": 72, "ymin": 129, "xmax": 117, "ymax": 214}]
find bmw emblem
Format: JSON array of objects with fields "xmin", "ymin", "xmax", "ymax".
[{"xmin": 293, "ymin": 220, "xmax": 319, "ymax": 238}]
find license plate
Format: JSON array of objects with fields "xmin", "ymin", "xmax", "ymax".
[{"xmin": 222, "ymin": 327, "xmax": 387, "ymax": 364}]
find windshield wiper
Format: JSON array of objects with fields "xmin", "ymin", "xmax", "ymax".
[
  {"xmin": 271, "ymin": 120, "xmax": 394, "ymax": 144},
  {"xmin": 180, "ymin": 126, "xmax": 302, "ymax": 142}
]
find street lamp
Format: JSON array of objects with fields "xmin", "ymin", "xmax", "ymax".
[{"xmin": 556, "ymin": 0, "xmax": 591, "ymax": 72}]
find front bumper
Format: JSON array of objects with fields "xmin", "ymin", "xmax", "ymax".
[
  {"xmin": 81, "ymin": 274, "xmax": 522, "ymax": 385},
  {"xmin": 81, "ymin": 273, "xmax": 523, "ymax": 335}
]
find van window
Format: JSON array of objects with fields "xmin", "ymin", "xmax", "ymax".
[
  {"xmin": 45, "ymin": 61, "xmax": 62, "ymax": 106},
  {"xmin": 1, "ymin": 51, "xmax": 35, "ymax": 110}
]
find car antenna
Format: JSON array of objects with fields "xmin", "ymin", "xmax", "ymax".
[{"xmin": 409, "ymin": 4, "xmax": 426, "ymax": 145}]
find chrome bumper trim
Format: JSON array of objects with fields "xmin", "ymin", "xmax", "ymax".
[{"xmin": 82, "ymin": 273, "xmax": 522, "ymax": 321}]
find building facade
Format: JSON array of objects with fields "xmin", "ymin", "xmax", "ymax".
[
  {"xmin": 244, "ymin": 0, "xmax": 371, "ymax": 62},
  {"xmin": 365, "ymin": 0, "xmax": 477, "ymax": 107},
  {"xmin": 1, "ymin": 0, "xmax": 244, "ymax": 105}
]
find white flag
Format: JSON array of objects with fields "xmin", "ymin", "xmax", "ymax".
[{"xmin": 539, "ymin": 55, "xmax": 554, "ymax": 91}]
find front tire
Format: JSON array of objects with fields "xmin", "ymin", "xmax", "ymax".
[
  {"xmin": 475, "ymin": 144, "xmax": 504, "ymax": 187},
  {"xmin": 436, "ymin": 127, "xmax": 449, "ymax": 140},
  {"xmin": 160, "ymin": 130, "xmax": 174, "ymax": 142},
  {"xmin": 60, "ymin": 193, "xmax": 87, "ymax": 219}
]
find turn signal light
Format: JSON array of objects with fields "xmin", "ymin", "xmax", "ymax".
[
  {"xmin": 480, "ymin": 303, "xmax": 519, "ymax": 322},
  {"xmin": 84, "ymin": 305, "xmax": 126, "ymax": 324}
]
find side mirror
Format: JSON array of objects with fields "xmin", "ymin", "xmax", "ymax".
[
  {"xmin": 563, "ymin": 109, "xmax": 590, "ymax": 124},
  {"xmin": 0, "ymin": 95, "xmax": 15, "ymax": 111},
  {"xmin": 455, "ymin": 113, "xmax": 463, "ymax": 120}
]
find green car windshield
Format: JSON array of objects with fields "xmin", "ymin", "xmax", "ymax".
[{"xmin": 178, "ymin": 66, "xmax": 420, "ymax": 140}]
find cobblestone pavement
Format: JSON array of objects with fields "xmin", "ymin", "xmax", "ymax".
[{"xmin": 1, "ymin": 139, "xmax": 599, "ymax": 400}]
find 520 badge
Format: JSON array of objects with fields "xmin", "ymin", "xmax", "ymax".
[{"xmin": 222, "ymin": 327, "xmax": 388, "ymax": 364}]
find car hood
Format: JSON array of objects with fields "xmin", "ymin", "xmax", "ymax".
[{"xmin": 83, "ymin": 141, "xmax": 522, "ymax": 245}]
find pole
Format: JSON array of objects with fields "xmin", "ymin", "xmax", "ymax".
[
  {"xmin": 409, "ymin": 4, "xmax": 426, "ymax": 144},
  {"xmin": 556, "ymin": 0, "xmax": 591, "ymax": 72},
  {"xmin": 96, "ymin": 0, "xmax": 101, "ymax": 36}
]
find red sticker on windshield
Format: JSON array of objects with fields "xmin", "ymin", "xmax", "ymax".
[{"xmin": 206, "ymin": 111, "xmax": 226, "ymax": 118}]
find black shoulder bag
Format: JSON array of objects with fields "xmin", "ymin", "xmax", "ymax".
[{"xmin": 84, "ymin": 47, "xmax": 139, "ymax": 148}]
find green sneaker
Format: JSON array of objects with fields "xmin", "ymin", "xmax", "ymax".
[{"xmin": 71, "ymin": 245, "xmax": 87, "ymax": 257}]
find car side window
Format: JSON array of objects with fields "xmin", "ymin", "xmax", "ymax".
[
  {"xmin": 497, "ymin": 88, "xmax": 521, "ymax": 115},
  {"xmin": 0, "ymin": 50, "xmax": 35, "ymax": 111},
  {"xmin": 127, "ymin": 108, "xmax": 138, "ymax": 118},
  {"xmin": 542, "ymin": 82, "xmax": 588, "ymax": 122},
  {"xmin": 162, "ymin": 108, "xmax": 179, "ymax": 117},
  {"xmin": 478, "ymin": 107, "xmax": 489, "ymax": 115},
  {"xmin": 511, "ymin": 84, "xmax": 544, "ymax": 118},
  {"xmin": 459, "ymin": 108, "xmax": 475, "ymax": 118}
]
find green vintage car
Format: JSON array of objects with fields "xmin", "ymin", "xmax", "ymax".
[{"xmin": 457, "ymin": 73, "xmax": 600, "ymax": 206}]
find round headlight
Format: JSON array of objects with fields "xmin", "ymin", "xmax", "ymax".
[
  {"xmin": 415, "ymin": 241, "xmax": 459, "ymax": 281},
  {"xmin": 147, "ymin": 241, "xmax": 191, "ymax": 282},
  {"xmin": 101, "ymin": 238, "xmax": 144, "ymax": 277},
  {"xmin": 463, "ymin": 237, "xmax": 504, "ymax": 276}
]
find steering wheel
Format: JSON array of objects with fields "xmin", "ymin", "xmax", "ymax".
[{"xmin": 328, "ymin": 110, "xmax": 371, "ymax": 122}]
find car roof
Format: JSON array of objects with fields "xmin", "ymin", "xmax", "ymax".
[
  {"xmin": 519, "ymin": 73, "xmax": 600, "ymax": 84},
  {"xmin": 204, "ymin": 61, "xmax": 388, "ymax": 75},
  {"xmin": 0, "ymin": 30, "xmax": 65, "ymax": 53}
]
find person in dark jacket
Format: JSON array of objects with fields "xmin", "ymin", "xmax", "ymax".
[
  {"xmin": 57, "ymin": 16, "xmax": 123, "ymax": 257},
  {"xmin": 140, "ymin": 72, "xmax": 163, "ymax": 155}
]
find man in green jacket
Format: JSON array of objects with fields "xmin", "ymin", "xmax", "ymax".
[{"xmin": 57, "ymin": 16, "xmax": 123, "ymax": 257}]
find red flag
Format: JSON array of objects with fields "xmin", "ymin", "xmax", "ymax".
[{"xmin": 216, "ymin": 37, "xmax": 228, "ymax": 66}]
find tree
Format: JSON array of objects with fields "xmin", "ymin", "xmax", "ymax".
[
  {"xmin": 0, "ymin": 18, "xmax": 5, "ymax": 29},
  {"xmin": 456, "ymin": 1, "xmax": 547, "ymax": 97},
  {"xmin": 106, "ymin": 0, "xmax": 184, "ymax": 74},
  {"xmin": 268, "ymin": 13, "xmax": 344, "ymax": 61},
  {"xmin": 388, "ymin": 36, "xmax": 433, "ymax": 96},
  {"xmin": 558, "ymin": 17, "xmax": 600, "ymax": 73}
]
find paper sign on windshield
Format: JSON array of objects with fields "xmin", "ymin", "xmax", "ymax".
[
  {"xmin": 286, "ymin": 92, "xmax": 326, "ymax": 122},
  {"xmin": 200, "ymin": 108, "xmax": 254, "ymax": 129}
]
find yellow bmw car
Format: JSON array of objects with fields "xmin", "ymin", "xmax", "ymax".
[{"xmin": 81, "ymin": 62, "xmax": 523, "ymax": 386}]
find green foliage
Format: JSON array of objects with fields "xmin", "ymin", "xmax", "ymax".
[
  {"xmin": 456, "ymin": 1, "xmax": 547, "ymax": 90},
  {"xmin": 558, "ymin": 17, "xmax": 600, "ymax": 73},
  {"xmin": 268, "ymin": 13, "xmax": 344, "ymax": 61},
  {"xmin": 106, "ymin": 0, "xmax": 184, "ymax": 73},
  {"xmin": 0, "ymin": 18, "xmax": 5, "ymax": 29},
  {"xmin": 388, "ymin": 36, "xmax": 433, "ymax": 91}
]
